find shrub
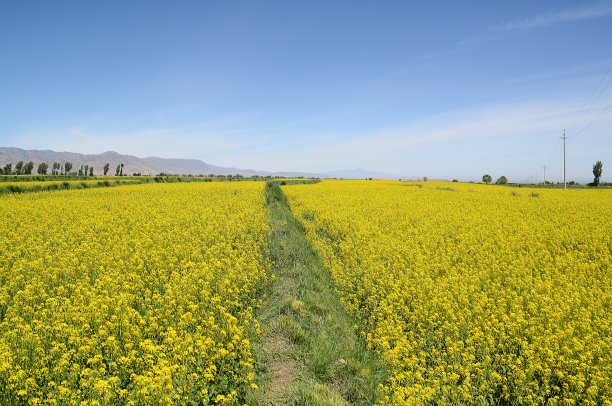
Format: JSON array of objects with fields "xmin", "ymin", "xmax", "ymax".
[{"xmin": 496, "ymin": 176, "xmax": 508, "ymax": 185}]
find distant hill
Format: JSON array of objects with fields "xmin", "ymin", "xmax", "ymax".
[
  {"xmin": 0, "ymin": 147, "xmax": 399, "ymax": 179},
  {"xmin": 0, "ymin": 147, "xmax": 304, "ymax": 177},
  {"xmin": 324, "ymin": 168, "xmax": 398, "ymax": 180}
]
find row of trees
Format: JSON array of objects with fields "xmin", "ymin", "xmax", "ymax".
[
  {"xmin": 482, "ymin": 174, "xmax": 508, "ymax": 185},
  {"xmin": 0, "ymin": 161, "xmax": 125, "ymax": 176},
  {"xmin": 2, "ymin": 161, "xmax": 36, "ymax": 175}
]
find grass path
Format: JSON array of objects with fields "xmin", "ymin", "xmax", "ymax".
[{"xmin": 249, "ymin": 182, "xmax": 388, "ymax": 405}]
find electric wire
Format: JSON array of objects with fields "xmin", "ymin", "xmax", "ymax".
[
  {"xmin": 572, "ymin": 98, "xmax": 612, "ymax": 138},
  {"xmin": 566, "ymin": 62, "xmax": 612, "ymax": 131},
  {"xmin": 539, "ymin": 61, "xmax": 612, "ymax": 182}
]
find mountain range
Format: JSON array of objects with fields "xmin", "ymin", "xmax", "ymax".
[{"xmin": 0, "ymin": 147, "xmax": 399, "ymax": 179}]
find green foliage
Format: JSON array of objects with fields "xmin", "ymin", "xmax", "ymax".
[
  {"xmin": 103, "ymin": 163, "xmax": 110, "ymax": 175},
  {"xmin": 23, "ymin": 162, "xmax": 34, "ymax": 175},
  {"xmin": 496, "ymin": 175, "xmax": 508, "ymax": 185},
  {"xmin": 482, "ymin": 174, "xmax": 492, "ymax": 184},
  {"xmin": 593, "ymin": 160, "xmax": 603, "ymax": 186},
  {"xmin": 36, "ymin": 162, "xmax": 49, "ymax": 175}
]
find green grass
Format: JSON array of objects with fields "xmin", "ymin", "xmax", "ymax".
[
  {"xmin": 249, "ymin": 182, "xmax": 388, "ymax": 405},
  {"xmin": 0, "ymin": 179, "xmax": 142, "ymax": 195},
  {"xmin": 0, "ymin": 175, "xmax": 287, "ymax": 195}
]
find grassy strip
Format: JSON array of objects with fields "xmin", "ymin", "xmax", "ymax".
[
  {"xmin": 0, "ymin": 175, "xmax": 276, "ymax": 195},
  {"xmin": 250, "ymin": 182, "xmax": 388, "ymax": 405},
  {"xmin": 0, "ymin": 175, "xmax": 98, "ymax": 182},
  {"xmin": 0, "ymin": 179, "xmax": 142, "ymax": 195}
]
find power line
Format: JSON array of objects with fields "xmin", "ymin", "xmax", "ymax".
[
  {"xmin": 567, "ymin": 62, "xmax": 612, "ymax": 131},
  {"xmin": 572, "ymin": 98, "xmax": 612, "ymax": 138},
  {"xmin": 538, "ymin": 63, "xmax": 612, "ymax": 186}
]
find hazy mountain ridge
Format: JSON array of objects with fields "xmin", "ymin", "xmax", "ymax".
[
  {"xmin": 0, "ymin": 147, "xmax": 397, "ymax": 179},
  {"xmin": 324, "ymin": 168, "xmax": 398, "ymax": 180},
  {"xmin": 0, "ymin": 147, "xmax": 266, "ymax": 176}
]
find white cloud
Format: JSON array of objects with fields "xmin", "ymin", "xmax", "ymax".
[
  {"xmin": 7, "ymin": 96, "xmax": 612, "ymax": 182},
  {"xmin": 8, "ymin": 124, "xmax": 258, "ymax": 161},
  {"xmin": 255, "ymin": 97, "xmax": 612, "ymax": 181},
  {"xmin": 490, "ymin": 2, "xmax": 612, "ymax": 32},
  {"xmin": 427, "ymin": 3, "xmax": 612, "ymax": 63},
  {"xmin": 5, "ymin": 77, "xmax": 612, "ymax": 182},
  {"xmin": 330, "ymin": 100, "xmax": 604, "ymax": 149}
]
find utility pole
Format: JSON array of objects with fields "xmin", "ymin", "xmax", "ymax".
[
  {"xmin": 562, "ymin": 130, "xmax": 567, "ymax": 190},
  {"xmin": 543, "ymin": 165, "xmax": 546, "ymax": 185}
]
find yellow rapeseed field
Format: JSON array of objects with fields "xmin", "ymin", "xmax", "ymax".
[
  {"xmin": 0, "ymin": 182, "xmax": 268, "ymax": 405},
  {"xmin": 283, "ymin": 180, "xmax": 611, "ymax": 405}
]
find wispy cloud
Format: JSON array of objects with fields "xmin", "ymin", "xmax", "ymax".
[
  {"xmin": 258, "ymin": 97, "xmax": 612, "ymax": 180},
  {"xmin": 415, "ymin": 2, "xmax": 612, "ymax": 64},
  {"xmin": 501, "ymin": 59, "xmax": 612, "ymax": 86},
  {"xmin": 5, "ymin": 95, "xmax": 612, "ymax": 182},
  {"xmin": 490, "ymin": 2, "xmax": 612, "ymax": 32},
  {"xmin": 7, "ymin": 124, "xmax": 259, "ymax": 161}
]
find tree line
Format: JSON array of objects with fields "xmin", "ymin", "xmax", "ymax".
[
  {"xmin": 0, "ymin": 162, "xmax": 124, "ymax": 176},
  {"xmin": 482, "ymin": 161, "xmax": 603, "ymax": 186}
]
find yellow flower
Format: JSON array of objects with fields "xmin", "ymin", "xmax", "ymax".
[
  {"xmin": 0, "ymin": 182, "xmax": 268, "ymax": 403},
  {"xmin": 284, "ymin": 180, "xmax": 612, "ymax": 404}
]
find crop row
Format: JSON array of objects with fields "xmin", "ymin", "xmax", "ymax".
[
  {"xmin": 283, "ymin": 180, "xmax": 611, "ymax": 405},
  {"xmin": 0, "ymin": 182, "xmax": 268, "ymax": 405}
]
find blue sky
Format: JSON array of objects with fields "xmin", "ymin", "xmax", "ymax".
[{"xmin": 1, "ymin": 1, "xmax": 611, "ymax": 182}]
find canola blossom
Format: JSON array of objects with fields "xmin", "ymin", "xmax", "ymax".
[
  {"xmin": 0, "ymin": 182, "xmax": 268, "ymax": 405},
  {"xmin": 283, "ymin": 180, "xmax": 611, "ymax": 405}
]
